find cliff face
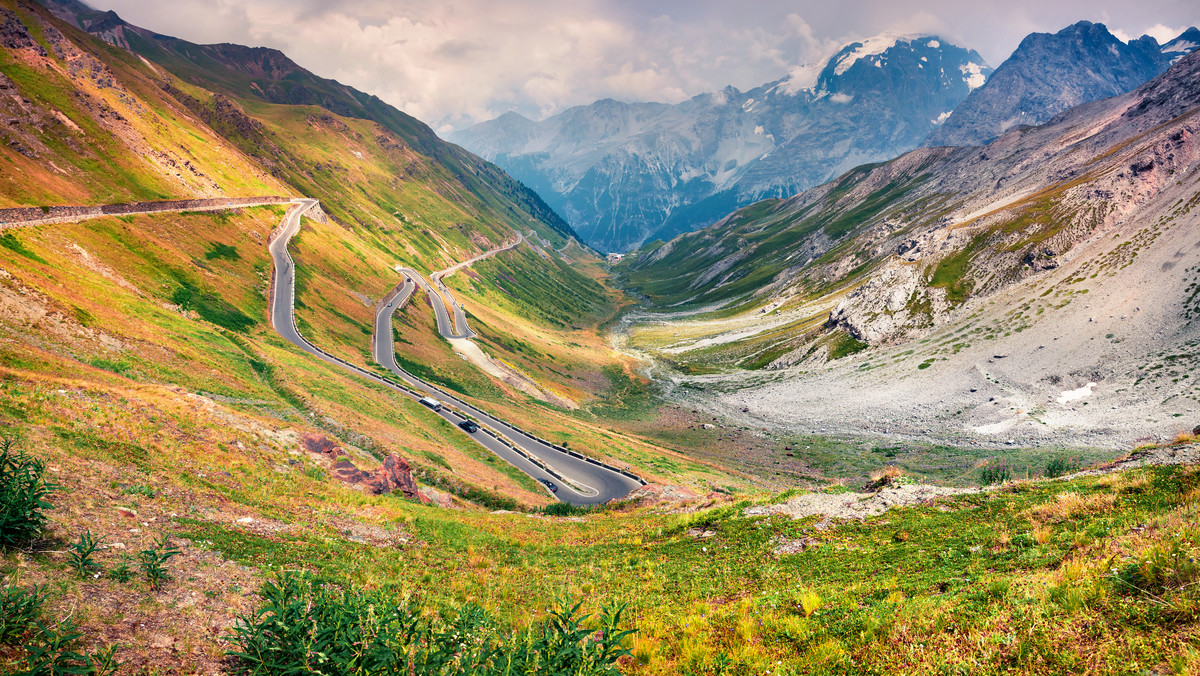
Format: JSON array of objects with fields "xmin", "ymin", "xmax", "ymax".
[
  {"xmin": 925, "ymin": 21, "xmax": 1199, "ymax": 147},
  {"xmin": 451, "ymin": 35, "xmax": 991, "ymax": 252}
]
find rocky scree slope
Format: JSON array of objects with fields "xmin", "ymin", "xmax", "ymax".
[
  {"xmin": 451, "ymin": 34, "xmax": 990, "ymax": 252},
  {"xmin": 617, "ymin": 50, "xmax": 1200, "ymax": 448},
  {"xmin": 926, "ymin": 21, "xmax": 1199, "ymax": 147}
]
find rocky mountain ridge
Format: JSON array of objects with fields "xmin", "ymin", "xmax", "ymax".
[
  {"xmin": 450, "ymin": 34, "xmax": 991, "ymax": 252},
  {"xmin": 925, "ymin": 21, "xmax": 1199, "ymax": 147}
]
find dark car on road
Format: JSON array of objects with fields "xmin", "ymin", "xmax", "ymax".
[
  {"xmin": 458, "ymin": 420, "xmax": 479, "ymax": 433},
  {"xmin": 539, "ymin": 478, "xmax": 558, "ymax": 493}
]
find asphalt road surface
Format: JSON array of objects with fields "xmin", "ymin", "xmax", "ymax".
[{"xmin": 269, "ymin": 200, "xmax": 640, "ymax": 504}]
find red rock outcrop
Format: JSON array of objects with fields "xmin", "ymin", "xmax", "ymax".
[{"xmin": 301, "ymin": 433, "xmax": 428, "ymax": 503}]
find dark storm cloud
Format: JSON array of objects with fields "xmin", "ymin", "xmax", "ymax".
[{"xmin": 86, "ymin": 0, "xmax": 1198, "ymax": 130}]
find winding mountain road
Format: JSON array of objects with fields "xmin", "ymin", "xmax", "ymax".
[{"xmin": 269, "ymin": 200, "xmax": 642, "ymax": 504}]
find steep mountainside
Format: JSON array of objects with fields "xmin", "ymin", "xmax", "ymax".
[
  {"xmin": 617, "ymin": 50, "xmax": 1200, "ymax": 448},
  {"xmin": 1, "ymin": 0, "xmax": 692, "ymax": 501},
  {"xmin": 450, "ymin": 35, "xmax": 991, "ymax": 252},
  {"xmin": 926, "ymin": 21, "xmax": 1199, "ymax": 147},
  {"xmin": 36, "ymin": 0, "xmax": 575, "ymax": 241}
]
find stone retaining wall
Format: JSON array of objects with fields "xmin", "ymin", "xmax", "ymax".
[{"xmin": 0, "ymin": 196, "xmax": 294, "ymax": 229}]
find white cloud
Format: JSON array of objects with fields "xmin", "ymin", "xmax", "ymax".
[
  {"xmin": 1141, "ymin": 23, "xmax": 1188, "ymax": 43},
  {"xmin": 85, "ymin": 0, "xmax": 1199, "ymax": 131}
]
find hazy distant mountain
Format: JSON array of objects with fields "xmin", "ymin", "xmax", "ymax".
[
  {"xmin": 450, "ymin": 35, "xmax": 991, "ymax": 252},
  {"xmin": 925, "ymin": 21, "xmax": 1199, "ymax": 147}
]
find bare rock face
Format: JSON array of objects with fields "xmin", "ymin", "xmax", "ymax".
[
  {"xmin": 828, "ymin": 261, "xmax": 948, "ymax": 344},
  {"xmin": 302, "ymin": 433, "xmax": 427, "ymax": 502},
  {"xmin": 927, "ymin": 21, "xmax": 1198, "ymax": 147},
  {"xmin": 301, "ymin": 432, "xmax": 339, "ymax": 456},
  {"xmin": 365, "ymin": 455, "xmax": 422, "ymax": 501}
]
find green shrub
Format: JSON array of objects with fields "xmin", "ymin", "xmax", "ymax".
[
  {"xmin": 229, "ymin": 572, "xmax": 633, "ymax": 675},
  {"xmin": 0, "ymin": 437, "xmax": 58, "ymax": 549},
  {"xmin": 137, "ymin": 536, "xmax": 180, "ymax": 591},
  {"xmin": 67, "ymin": 530, "xmax": 104, "ymax": 577},
  {"xmin": 18, "ymin": 620, "xmax": 120, "ymax": 676},
  {"xmin": 1045, "ymin": 456, "xmax": 1080, "ymax": 479},
  {"xmin": 980, "ymin": 461, "xmax": 1012, "ymax": 486},
  {"xmin": 541, "ymin": 502, "xmax": 600, "ymax": 517},
  {"xmin": 0, "ymin": 585, "xmax": 42, "ymax": 643}
]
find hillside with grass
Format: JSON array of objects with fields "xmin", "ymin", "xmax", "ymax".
[{"xmin": 3, "ymin": 379, "xmax": 1200, "ymax": 673}]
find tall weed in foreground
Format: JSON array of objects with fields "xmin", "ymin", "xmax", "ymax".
[
  {"xmin": 138, "ymin": 536, "xmax": 181, "ymax": 590},
  {"xmin": 67, "ymin": 531, "xmax": 104, "ymax": 577},
  {"xmin": 0, "ymin": 436, "xmax": 58, "ymax": 548},
  {"xmin": 0, "ymin": 585, "xmax": 42, "ymax": 643},
  {"xmin": 229, "ymin": 572, "xmax": 633, "ymax": 675}
]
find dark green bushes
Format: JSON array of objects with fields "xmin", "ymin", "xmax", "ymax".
[
  {"xmin": 979, "ymin": 460, "xmax": 1012, "ymax": 486},
  {"xmin": 1, "ymin": 586, "xmax": 119, "ymax": 675},
  {"xmin": 1045, "ymin": 456, "xmax": 1081, "ymax": 479},
  {"xmin": 0, "ymin": 437, "xmax": 57, "ymax": 548},
  {"xmin": 541, "ymin": 502, "xmax": 600, "ymax": 517},
  {"xmin": 229, "ymin": 572, "xmax": 633, "ymax": 675}
]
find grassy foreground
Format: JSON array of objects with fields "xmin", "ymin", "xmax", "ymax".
[{"xmin": 1, "ymin": 367, "xmax": 1197, "ymax": 674}]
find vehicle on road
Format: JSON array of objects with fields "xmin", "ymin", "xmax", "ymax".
[
  {"xmin": 458, "ymin": 420, "xmax": 479, "ymax": 433},
  {"xmin": 539, "ymin": 478, "xmax": 558, "ymax": 493},
  {"xmin": 419, "ymin": 396, "xmax": 442, "ymax": 411}
]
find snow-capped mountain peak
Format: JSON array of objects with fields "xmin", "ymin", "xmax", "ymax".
[
  {"xmin": 450, "ymin": 34, "xmax": 991, "ymax": 252},
  {"xmin": 830, "ymin": 32, "xmax": 928, "ymax": 76}
]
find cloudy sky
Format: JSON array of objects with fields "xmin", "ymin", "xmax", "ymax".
[{"xmin": 87, "ymin": 0, "xmax": 1198, "ymax": 131}]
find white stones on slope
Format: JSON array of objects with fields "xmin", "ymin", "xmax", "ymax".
[{"xmin": 1057, "ymin": 382, "xmax": 1098, "ymax": 405}]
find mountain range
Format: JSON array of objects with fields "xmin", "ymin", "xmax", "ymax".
[
  {"xmin": 926, "ymin": 21, "xmax": 1200, "ymax": 146},
  {"xmin": 617, "ymin": 46, "xmax": 1200, "ymax": 448},
  {"xmin": 454, "ymin": 21, "xmax": 1198, "ymax": 253},
  {"xmin": 450, "ymin": 35, "xmax": 992, "ymax": 252},
  {"xmin": 5, "ymin": 0, "xmax": 1200, "ymax": 670}
]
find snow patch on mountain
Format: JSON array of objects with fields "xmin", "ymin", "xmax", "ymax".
[
  {"xmin": 832, "ymin": 32, "xmax": 926, "ymax": 76},
  {"xmin": 780, "ymin": 62, "xmax": 823, "ymax": 95},
  {"xmin": 960, "ymin": 62, "xmax": 987, "ymax": 90}
]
